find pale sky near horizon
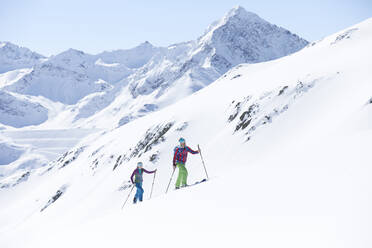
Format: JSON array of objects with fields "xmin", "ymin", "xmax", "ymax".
[{"xmin": 1, "ymin": 0, "xmax": 371, "ymax": 56}]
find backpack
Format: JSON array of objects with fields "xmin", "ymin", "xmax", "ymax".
[{"xmin": 134, "ymin": 169, "xmax": 143, "ymax": 183}]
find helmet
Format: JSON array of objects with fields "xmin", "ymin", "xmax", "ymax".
[
  {"xmin": 137, "ymin": 162, "xmax": 143, "ymax": 168},
  {"xmin": 179, "ymin": 137, "xmax": 185, "ymax": 143}
]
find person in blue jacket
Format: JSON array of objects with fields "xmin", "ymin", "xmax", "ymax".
[{"xmin": 130, "ymin": 162, "xmax": 156, "ymax": 204}]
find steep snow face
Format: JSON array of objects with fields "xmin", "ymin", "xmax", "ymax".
[
  {"xmin": 0, "ymin": 42, "xmax": 45, "ymax": 73},
  {"xmin": 0, "ymin": 18, "xmax": 371, "ymax": 248},
  {"xmin": 197, "ymin": 6, "xmax": 308, "ymax": 72},
  {"xmin": 0, "ymin": 90, "xmax": 48, "ymax": 128}
]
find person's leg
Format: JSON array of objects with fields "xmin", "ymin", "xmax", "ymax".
[
  {"xmin": 138, "ymin": 183, "xmax": 144, "ymax": 202},
  {"xmin": 177, "ymin": 163, "xmax": 187, "ymax": 187},
  {"xmin": 134, "ymin": 183, "xmax": 143, "ymax": 202},
  {"xmin": 181, "ymin": 166, "xmax": 188, "ymax": 187},
  {"xmin": 175, "ymin": 163, "xmax": 182, "ymax": 188},
  {"xmin": 134, "ymin": 183, "xmax": 140, "ymax": 203}
]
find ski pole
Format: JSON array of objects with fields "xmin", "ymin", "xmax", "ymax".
[
  {"xmin": 150, "ymin": 171, "xmax": 156, "ymax": 199},
  {"xmin": 198, "ymin": 144, "xmax": 209, "ymax": 179},
  {"xmin": 166, "ymin": 168, "xmax": 176, "ymax": 193},
  {"xmin": 121, "ymin": 184, "xmax": 135, "ymax": 209}
]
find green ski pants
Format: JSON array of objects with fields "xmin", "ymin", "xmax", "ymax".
[{"xmin": 175, "ymin": 163, "xmax": 188, "ymax": 188}]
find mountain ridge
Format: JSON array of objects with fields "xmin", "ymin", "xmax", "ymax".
[{"xmin": 0, "ymin": 6, "xmax": 308, "ymax": 130}]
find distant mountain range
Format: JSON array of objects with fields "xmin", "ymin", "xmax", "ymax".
[{"xmin": 0, "ymin": 6, "xmax": 308, "ymax": 129}]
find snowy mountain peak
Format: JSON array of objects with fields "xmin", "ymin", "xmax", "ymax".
[
  {"xmin": 0, "ymin": 41, "xmax": 44, "ymax": 58},
  {"xmin": 112, "ymin": 7, "xmax": 309, "ymax": 123},
  {"xmin": 224, "ymin": 5, "xmax": 261, "ymax": 23},
  {"xmin": 96, "ymin": 41, "xmax": 159, "ymax": 69},
  {"xmin": 194, "ymin": 7, "xmax": 308, "ymax": 74},
  {"xmin": 139, "ymin": 41, "xmax": 153, "ymax": 48},
  {"xmin": 203, "ymin": 6, "xmax": 264, "ymax": 37},
  {"xmin": 53, "ymin": 48, "xmax": 87, "ymax": 60},
  {"xmin": 64, "ymin": 48, "xmax": 85, "ymax": 55},
  {"xmin": 43, "ymin": 48, "xmax": 93, "ymax": 73},
  {"xmin": 1, "ymin": 41, "xmax": 24, "ymax": 51},
  {"xmin": 0, "ymin": 41, "xmax": 45, "ymax": 73}
]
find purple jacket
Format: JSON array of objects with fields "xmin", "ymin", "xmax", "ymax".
[
  {"xmin": 130, "ymin": 168, "xmax": 156, "ymax": 184},
  {"xmin": 173, "ymin": 146, "xmax": 199, "ymax": 165}
]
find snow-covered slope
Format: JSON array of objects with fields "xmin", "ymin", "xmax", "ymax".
[
  {"xmin": 0, "ymin": 42, "xmax": 45, "ymax": 73},
  {"xmin": 0, "ymin": 128, "xmax": 99, "ymax": 180},
  {"xmin": 2, "ymin": 49, "xmax": 127, "ymax": 105},
  {"xmin": 0, "ymin": 90, "xmax": 48, "ymax": 128},
  {"xmin": 0, "ymin": 141, "xmax": 25, "ymax": 166},
  {"xmin": 0, "ymin": 41, "xmax": 158, "ymax": 111},
  {"xmin": 0, "ymin": 17, "xmax": 371, "ymax": 248}
]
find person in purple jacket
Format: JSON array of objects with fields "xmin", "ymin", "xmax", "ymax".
[
  {"xmin": 130, "ymin": 162, "xmax": 156, "ymax": 204},
  {"xmin": 173, "ymin": 137, "xmax": 199, "ymax": 189}
]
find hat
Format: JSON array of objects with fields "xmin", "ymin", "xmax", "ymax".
[
  {"xmin": 179, "ymin": 137, "xmax": 185, "ymax": 143},
  {"xmin": 137, "ymin": 162, "xmax": 143, "ymax": 167}
]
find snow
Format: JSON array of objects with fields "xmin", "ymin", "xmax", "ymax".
[
  {"xmin": 0, "ymin": 15, "xmax": 371, "ymax": 248},
  {"xmin": 97, "ymin": 41, "xmax": 159, "ymax": 69},
  {"xmin": 0, "ymin": 6, "xmax": 308, "ymax": 131},
  {"xmin": 0, "ymin": 90, "xmax": 48, "ymax": 128},
  {"xmin": 0, "ymin": 42, "xmax": 45, "ymax": 73},
  {"xmin": 0, "ymin": 6, "xmax": 371, "ymax": 248},
  {"xmin": 0, "ymin": 142, "xmax": 25, "ymax": 166},
  {"xmin": 0, "ymin": 129, "xmax": 99, "ymax": 180},
  {"xmin": 94, "ymin": 58, "xmax": 120, "ymax": 67},
  {"xmin": 0, "ymin": 42, "xmax": 44, "ymax": 73},
  {"xmin": 79, "ymin": 6, "xmax": 307, "ymax": 129},
  {"xmin": 0, "ymin": 68, "xmax": 33, "ymax": 88}
]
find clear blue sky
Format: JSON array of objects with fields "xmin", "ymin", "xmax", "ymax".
[{"xmin": 1, "ymin": 0, "xmax": 371, "ymax": 56}]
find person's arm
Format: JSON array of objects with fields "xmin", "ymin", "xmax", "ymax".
[
  {"xmin": 130, "ymin": 170, "xmax": 136, "ymax": 184},
  {"xmin": 186, "ymin": 146, "xmax": 199, "ymax": 154},
  {"xmin": 173, "ymin": 148, "xmax": 178, "ymax": 166},
  {"xmin": 143, "ymin": 168, "xmax": 156, "ymax": 174}
]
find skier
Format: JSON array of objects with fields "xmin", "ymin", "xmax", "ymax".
[
  {"xmin": 173, "ymin": 137, "xmax": 199, "ymax": 189},
  {"xmin": 130, "ymin": 162, "xmax": 156, "ymax": 204}
]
